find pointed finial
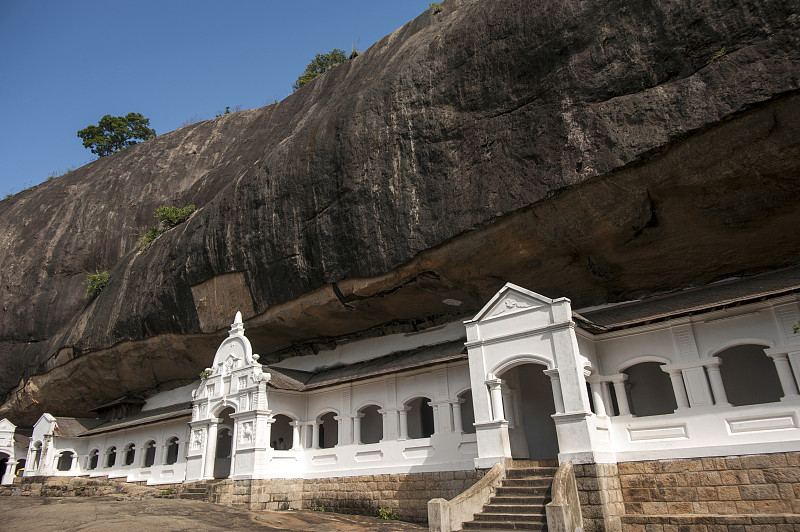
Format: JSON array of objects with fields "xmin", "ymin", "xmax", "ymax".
[{"xmin": 229, "ymin": 311, "xmax": 245, "ymax": 337}]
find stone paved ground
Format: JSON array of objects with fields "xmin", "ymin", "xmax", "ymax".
[{"xmin": 0, "ymin": 496, "xmax": 427, "ymax": 531}]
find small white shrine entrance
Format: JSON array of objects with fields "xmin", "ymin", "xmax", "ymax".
[
  {"xmin": 186, "ymin": 311, "xmax": 272, "ymax": 482},
  {"xmin": 465, "ymin": 284, "xmax": 595, "ymax": 466},
  {"xmin": 498, "ymin": 363, "xmax": 559, "ymax": 460}
]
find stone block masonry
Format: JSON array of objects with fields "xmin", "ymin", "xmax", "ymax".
[
  {"xmin": 233, "ymin": 470, "xmax": 485, "ymax": 523},
  {"xmin": 573, "ymin": 451, "xmax": 800, "ymax": 532}
]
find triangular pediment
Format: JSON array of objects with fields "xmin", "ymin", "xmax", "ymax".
[
  {"xmin": 469, "ymin": 283, "xmax": 554, "ymax": 323},
  {"xmin": 0, "ymin": 418, "xmax": 15, "ymax": 432}
]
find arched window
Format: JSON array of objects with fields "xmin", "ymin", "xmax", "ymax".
[
  {"xmin": 318, "ymin": 412, "xmax": 338, "ymax": 449},
  {"xmin": 143, "ymin": 440, "xmax": 156, "ymax": 468},
  {"xmin": 165, "ymin": 437, "xmax": 179, "ymax": 465},
  {"xmin": 124, "ymin": 443, "xmax": 136, "ymax": 466},
  {"xmin": 87, "ymin": 449, "xmax": 99, "ymax": 470},
  {"xmin": 270, "ymin": 414, "xmax": 293, "ymax": 450},
  {"xmin": 14, "ymin": 459, "xmax": 25, "ymax": 477},
  {"xmin": 106, "ymin": 446, "xmax": 117, "ymax": 468},
  {"xmin": 56, "ymin": 451, "xmax": 74, "ymax": 472},
  {"xmin": 458, "ymin": 390, "xmax": 476, "ymax": 434},
  {"xmin": 406, "ymin": 397, "xmax": 434, "ymax": 439},
  {"xmin": 624, "ymin": 362, "xmax": 677, "ymax": 417},
  {"xmin": 358, "ymin": 405, "xmax": 383, "ymax": 444},
  {"xmin": 718, "ymin": 344, "xmax": 782, "ymax": 406}
]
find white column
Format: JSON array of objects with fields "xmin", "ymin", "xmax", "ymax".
[
  {"xmin": 433, "ymin": 401, "xmax": 455, "ymax": 433},
  {"xmin": 486, "ymin": 378, "xmax": 506, "ymax": 421},
  {"xmin": 291, "ymin": 422, "xmax": 302, "ymax": 450},
  {"xmin": 353, "ymin": 414, "xmax": 363, "ymax": 445},
  {"xmin": 664, "ymin": 369, "xmax": 690, "ymax": 410},
  {"xmin": 588, "ymin": 380, "xmax": 607, "ymax": 417},
  {"xmin": 335, "ymin": 416, "xmax": 351, "ymax": 445},
  {"xmin": 155, "ymin": 444, "xmax": 166, "ymax": 466},
  {"xmin": 501, "ymin": 387, "xmax": 516, "ymax": 427},
  {"xmin": 378, "ymin": 409, "xmax": 390, "ymax": 441},
  {"xmin": 398, "ymin": 408, "xmax": 409, "ymax": 440},
  {"xmin": 453, "ymin": 400, "xmax": 463, "ymax": 433},
  {"xmin": 610, "ymin": 375, "xmax": 631, "ymax": 416},
  {"xmin": 767, "ymin": 352, "xmax": 800, "ymax": 399},
  {"xmin": 601, "ymin": 381, "xmax": 614, "ymax": 416},
  {"xmin": 312, "ymin": 422, "xmax": 320, "ymax": 449},
  {"xmin": 543, "ymin": 369, "xmax": 566, "ymax": 414},
  {"xmin": 203, "ymin": 423, "xmax": 218, "ymax": 479},
  {"xmin": 788, "ymin": 349, "xmax": 800, "ymax": 391},
  {"xmin": 704, "ymin": 361, "xmax": 731, "ymax": 406}
]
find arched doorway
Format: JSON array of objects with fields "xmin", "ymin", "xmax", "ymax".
[
  {"xmin": 213, "ymin": 407, "xmax": 234, "ymax": 479},
  {"xmin": 498, "ymin": 363, "xmax": 559, "ymax": 460},
  {"xmin": 31, "ymin": 441, "xmax": 42, "ymax": 471},
  {"xmin": 0, "ymin": 453, "xmax": 8, "ymax": 483}
]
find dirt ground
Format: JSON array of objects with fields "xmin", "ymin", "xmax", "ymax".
[{"xmin": 0, "ymin": 496, "xmax": 427, "ymax": 531}]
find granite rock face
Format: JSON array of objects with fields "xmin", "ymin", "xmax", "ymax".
[{"xmin": 1, "ymin": 0, "xmax": 799, "ymax": 424}]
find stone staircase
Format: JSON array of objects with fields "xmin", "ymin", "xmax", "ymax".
[
  {"xmin": 461, "ymin": 459, "xmax": 557, "ymax": 531},
  {"xmin": 177, "ymin": 480, "xmax": 216, "ymax": 500}
]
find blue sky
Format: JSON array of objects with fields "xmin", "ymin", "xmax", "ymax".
[{"xmin": 0, "ymin": 1, "xmax": 433, "ymax": 196}]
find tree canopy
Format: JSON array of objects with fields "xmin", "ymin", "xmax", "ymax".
[
  {"xmin": 292, "ymin": 49, "xmax": 348, "ymax": 91},
  {"xmin": 77, "ymin": 113, "xmax": 156, "ymax": 157}
]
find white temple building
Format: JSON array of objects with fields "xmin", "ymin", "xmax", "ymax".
[{"xmin": 2, "ymin": 268, "xmax": 799, "ymax": 492}]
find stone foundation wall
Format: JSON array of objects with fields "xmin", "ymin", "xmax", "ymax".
[
  {"xmin": 574, "ymin": 463, "xmax": 624, "ymax": 532},
  {"xmin": 230, "ymin": 470, "xmax": 485, "ymax": 523},
  {"xmin": 618, "ymin": 452, "xmax": 800, "ymax": 516},
  {"xmin": 573, "ymin": 451, "xmax": 800, "ymax": 532}
]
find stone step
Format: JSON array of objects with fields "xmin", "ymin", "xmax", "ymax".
[
  {"xmin": 511, "ymin": 459, "xmax": 558, "ymax": 468},
  {"xmin": 500, "ymin": 478, "xmax": 552, "ymax": 488},
  {"xmin": 489, "ymin": 495, "xmax": 548, "ymax": 505},
  {"xmin": 506, "ymin": 467, "xmax": 557, "ymax": 478},
  {"xmin": 462, "ymin": 519, "xmax": 547, "ymax": 530},
  {"xmin": 179, "ymin": 492, "xmax": 209, "ymax": 500},
  {"xmin": 495, "ymin": 485, "xmax": 549, "ymax": 496},
  {"xmin": 474, "ymin": 512, "xmax": 547, "ymax": 523},
  {"xmin": 482, "ymin": 504, "xmax": 547, "ymax": 515}
]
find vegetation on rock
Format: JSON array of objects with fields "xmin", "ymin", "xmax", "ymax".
[
  {"xmin": 136, "ymin": 205, "xmax": 196, "ymax": 247},
  {"xmin": 86, "ymin": 271, "xmax": 109, "ymax": 297},
  {"xmin": 292, "ymin": 49, "xmax": 348, "ymax": 91},
  {"xmin": 77, "ymin": 113, "xmax": 156, "ymax": 157}
]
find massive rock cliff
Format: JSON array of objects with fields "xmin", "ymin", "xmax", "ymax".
[{"xmin": 1, "ymin": 0, "xmax": 799, "ymax": 425}]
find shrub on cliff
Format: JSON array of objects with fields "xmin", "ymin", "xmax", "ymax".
[
  {"xmin": 292, "ymin": 49, "xmax": 348, "ymax": 91},
  {"xmin": 136, "ymin": 205, "xmax": 196, "ymax": 247},
  {"xmin": 86, "ymin": 271, "xmax": 109, "ymax": 297}
]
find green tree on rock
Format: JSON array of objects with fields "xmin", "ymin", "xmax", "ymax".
[
  {"xmin": 292, "ymin": 49, "xmax": 348, "ymax": 91},
  {"xmin": 77, "ymin": 113, "xmax": 156, "ymax": 157}
]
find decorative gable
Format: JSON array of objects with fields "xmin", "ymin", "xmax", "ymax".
[
  {"xmin": 468, "ymin": 283, "xmax": 554, "ymax": 323},
  {"xmin": 210, "ymin": 311, "xmax": 255, "ymax": 374},
  {"xmin": 0, "ymin": 418, "xmax": 15, "ymax": 432}
]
